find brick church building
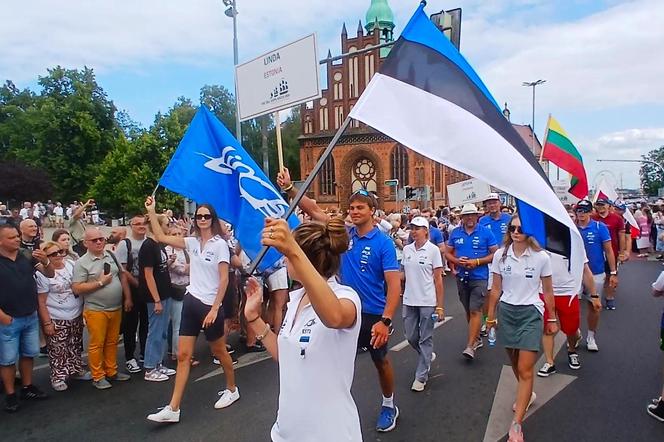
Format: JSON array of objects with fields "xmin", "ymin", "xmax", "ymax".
[{"xmin": 298, "ymin": 0, "xmax": 543, "ymax": 212}]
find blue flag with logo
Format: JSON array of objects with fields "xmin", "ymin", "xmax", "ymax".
[{"xmin": 159, "ymin": 106, "xmax": 299, "ymax": 272}]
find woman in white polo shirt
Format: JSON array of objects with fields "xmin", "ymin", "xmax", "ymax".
[
  {"xmin": 486, "ymin": 215, "xmax": 557, "ymax": 442},
  {"xmin": 244, "ymin": 217, "xmax": 362, "ymax": 442},
  {"xmin": 144, "ymin": 197, "xmax": 238, "ymax": 423},
  {"xmin": 401, "ymin": 216, "xmax": 444, "ymax": 392}
]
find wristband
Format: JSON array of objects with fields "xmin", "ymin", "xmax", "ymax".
[
  {"xmin": 247, "ymin": 315, "xmax": 261, "ymax": 323},
  {"xmin": 256, "ymin": 323, "xmax": 271, "ymax": 341},
  {"xmin": 547, "ymin": 318, "xmax": 558, "ymax": 323},
  {"xmin": 476, "ymin": 259, "xmax": 480, "ymax": 266},
  {"xmin": 435, "ymin": 307, "xmax": 444, "ymax": 311},
  {"xmin": 486, "ymin": 318, "xmax": 497, "ymax": 324},
  {"xmin": 282, "ymin": 183, "xmax": 294, "ymax": 192},
  {"xmin": 590, "ymin": 294, "xmax": 600, "ymax": 299}
]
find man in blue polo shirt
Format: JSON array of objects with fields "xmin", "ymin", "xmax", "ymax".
[
  {"xmin": 445, "ymin": 203, "xmax": 498, "ymax": 360},
  {"xmin": 575, "ymin": 199, "xmax": 617, "ymax": 352},
  {"xmin": 277, "ymin": 168, "xmax": 402, "ymax": 433},
  {"xmin": 479, "ymin": 193, "xmax": 512, "ymax": 246}
]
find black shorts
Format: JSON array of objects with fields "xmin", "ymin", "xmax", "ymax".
[
  {"xmin": 223, "ymin": 272, "xmax": 238, "ymax": 319},
  {"xmin": 357, "ymin": 313, "xmax": 389, "ymax": 362},
  {"xmin": 179, "ymin": 293, "xmax": 225, "ymax": 342}
]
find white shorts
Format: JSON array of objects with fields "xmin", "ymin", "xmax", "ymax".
[
  {"xmin": 582, "ymin": 273, "xmax": 605, "ymax": 301},
  {"xmin": 266, "ymin": 267, "xmax": 288, "ymax": 292}
]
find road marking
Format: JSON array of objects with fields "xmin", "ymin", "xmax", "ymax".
[
  {"xmin": 483, "ymin": 333, "xmax": 577, "ymax": 442},
  {"xmin": 389, "ymin": 316, "xmax": 453, "ymax": 352},
  {"xmin": 195, "ymin": 352, "xmax": 272, "ymax": 382}
]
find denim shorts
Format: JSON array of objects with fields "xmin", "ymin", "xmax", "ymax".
[{"xmin": 0, "ymin": 312, "xmax": 40, "ymax": 365}]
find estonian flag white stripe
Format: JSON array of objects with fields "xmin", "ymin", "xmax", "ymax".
[{"xmin": 350, "ymin": 73, "xmax": 585, "ymax": 292}]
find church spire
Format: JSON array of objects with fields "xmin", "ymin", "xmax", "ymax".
[{"xmin": 365, "ymin": 0, "xmax": 395, "ymax": 35}]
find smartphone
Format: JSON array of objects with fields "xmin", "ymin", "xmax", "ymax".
[{"xmin": 103, "ymin": 263, "xmax": 111, "ymax": 275}]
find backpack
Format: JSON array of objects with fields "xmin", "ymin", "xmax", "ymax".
[{"xmin": 122, "ymin": 238, "xmax": 134, "ymax": 274}]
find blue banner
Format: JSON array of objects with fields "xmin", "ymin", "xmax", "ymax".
[{"xmin": 159, "ymin": 106, "xmax": 299, "ymax": 271}]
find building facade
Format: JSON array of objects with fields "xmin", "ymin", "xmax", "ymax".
[{"xmin": 298, "ymin": 1, "xmax": 542, "ymax": 212}]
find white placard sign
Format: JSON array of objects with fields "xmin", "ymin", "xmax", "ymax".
[
  {"xmin": 552, "ymin": 179, "xmax": 580, "ymax": 205},
  {"xmin": 447, "ymin": 178, "xmax": 492, "ymax": 207},
  {"xmin": 236, "ymin": 33, "xmax": 321, "ymax": 121}
]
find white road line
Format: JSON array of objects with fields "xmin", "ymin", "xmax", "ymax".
[
  {"xmin": 389, "ymin": 316, "xmax": 453, "ymax": 352},
  {"xmin": 195, "ymin": 352, "xmax": 272, "ymax": 382}
]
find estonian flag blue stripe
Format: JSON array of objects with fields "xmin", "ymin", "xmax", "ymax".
[
  {"xmin": 381, "ymin": 38, "xmax": 549, "ymax": 184},
  {"xmin": 516, "ymin": 199, "xmax": 571, "ymax": 256},
  {"xmin": 399, "ymin": 3, "xmax": 499, "ymax": 111}
]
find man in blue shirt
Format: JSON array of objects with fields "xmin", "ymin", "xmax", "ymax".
[
  {"xmin": 277, "ymin": 168, "xmax": 401, "ymax": 433},
  {"xmin": 445, "ymin": 203, "xmax": 498, "ymax": 360},
  {"xmin": 575, "ymin": 199, "xmax": 617, "ymax": 352},
  {"xmin": 479, "ymin": 193, "xmax": 512, "ymax": 246}
]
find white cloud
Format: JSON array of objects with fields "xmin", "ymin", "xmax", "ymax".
[
  {"xmin": 464, "ymin": 0, "xmax": 664, "ymax": 113},
  {"xmin": 580, "ymin": 127, "xmax": 664, "ymax": 189}
]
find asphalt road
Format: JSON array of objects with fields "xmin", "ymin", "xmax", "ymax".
[{"xmin": 3, "ymin": 259, "xmax": 663, "ymax": 441}]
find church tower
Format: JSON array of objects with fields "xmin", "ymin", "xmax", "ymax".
[{"xmin": 364, "ymin": 0, "xmax": 395, "ymax": 57}]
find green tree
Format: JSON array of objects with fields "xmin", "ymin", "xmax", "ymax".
[
  {"xmin": 0, "ymin": 67, "xmax": 120, "ymax": 201},
  {"xmin": 640, "ymin": 146, "xmax": 664, "ymax": 196}
]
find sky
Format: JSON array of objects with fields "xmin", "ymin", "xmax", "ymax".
[{"xmin": 2, "ymin": 0, "xmax": 663, "ymax": 189}]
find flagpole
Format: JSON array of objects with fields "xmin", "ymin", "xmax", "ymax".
[
  {"xmin": 247, "ymin": 116, "xmax": 352, "ymax": 274},
  {"xmin": 275, "ymin": 111, "xmax": 285, "ymax": 172},
  {"xmin": 539, "ymin": 114, "xmax": 551, "ymax": 163},
  {"xmin": 151, "ymin": 183, "xmax": 160, "ymax": 198}
]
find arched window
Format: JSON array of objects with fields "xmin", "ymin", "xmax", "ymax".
[
  {"xmin": 319, "ymin": 155, "xmax": 336, "ymax": 196},
  {"xmin": 390, "ymin": 144, "xmax": 409, "ymax": 187},
  {"xmin": 351, "ymin": 157, "xmax": 377, "ymax": 192}
]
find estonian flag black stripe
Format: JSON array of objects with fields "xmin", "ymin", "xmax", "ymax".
[{"xmin": 382, "ymin": 37, "xmax": 549, "ymax": 186}]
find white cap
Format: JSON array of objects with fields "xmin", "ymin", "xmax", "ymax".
[
  {"xmin": 483, "ymin": 192, "xmax": 500, "ymax": 202},
  {"xmin": 410, "ymin": 216, "xmax": 429, "ymax": 228},
  {"xmin": 460, "ymin": 203, "xmax": 480, "ymax": 215}
]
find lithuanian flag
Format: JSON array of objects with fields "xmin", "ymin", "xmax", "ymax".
[{"xmin": 542, "ymin": 116, "xmax": 588, "ymax": 199}]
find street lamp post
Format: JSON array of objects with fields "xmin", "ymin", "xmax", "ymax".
[
  {"xmin": 223, "ymin": 0, "xmax": 241, "ymax": 144},
  {"xmin": 522, "ymin": 79, "xmax": 546, "ymax": 168}
]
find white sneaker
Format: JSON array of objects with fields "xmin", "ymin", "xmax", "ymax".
[
  {"xmin": 431, "ymin": 352, "xmax": 437, "ymax": 363},
  {"xmin": 213, "ymin": 357, "xmax": 220, "ymax": 365},
  {"xmin": 144, "ymin": 368, "xmax": 169, "ymax": 382},
  {"xmin": 158, "ymin": 365, "xmax": 176, "ymax": 376},
  {"xmin": 126, "ymin": 358, "xmax": 141, "ymax": 373},
  {"xmin": 586, "ymin": 336, "xmax": 599, "ymax": 352},
  {"xmin": 147, "ymin": 405, "xmax": 180, "ymax": 423},
  {"xmin": 411, "ymin": 379, "xmax": 426, "ymax": 392},
  {"xmin": 214, "ymin": 387, "xmax": 240, "ymax": 409}
]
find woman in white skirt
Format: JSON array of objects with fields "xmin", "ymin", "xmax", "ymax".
[{"xmin": 486, "ymin": 216, "xmax": 557, "ymax": 442}]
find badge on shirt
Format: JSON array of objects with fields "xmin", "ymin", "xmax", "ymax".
[{"xmin": 525, "ymin": 266, "xmax": 535, "ymax": 279}]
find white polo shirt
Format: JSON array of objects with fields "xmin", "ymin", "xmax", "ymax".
[
  {"xmin": 272, "ymin": 277, "xmax": 362, "ymax": 442},
  {"xmin": 402, "ymin": 240, "xmax": 443, "ymax": 307},
  {"xmin": 543, "ymin": 251, "xmax": 588, "ymax": 296},
  {"xmin": 184, "ymin": 235, "xmax": 230, "ymax": 306},
  {"xmin": 491, "ymin": 245, "xmax": 552, "ymax": 314}
]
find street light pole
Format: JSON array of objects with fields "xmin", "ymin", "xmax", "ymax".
[
  {"xmin": 223, "ymin": 0, "xmax": 242, "ymax": 144},
  {"xmin": 522, "ymin": 79, "xmax": 546, "ymax": 173}
]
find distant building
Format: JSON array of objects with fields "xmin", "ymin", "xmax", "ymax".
[{"xmin": 298, "ymin": 1, "xmax": 544, "ymax": 211}]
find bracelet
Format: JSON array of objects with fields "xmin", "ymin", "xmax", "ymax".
[
  {"xmin": 547, "ymin": 318, "xmax": 558, "ymax": 323},
  {"xmin": 435, "ymin": 307, "xmax": 444, "ymax": 311},
  {"xmin": 486, "ymin": 318, "xmax": 497, "ymax": 324},
  {"xmin": 256, "ymin": 323, "xmax": 271, "ymax": 341},
  {"xmin": 282, "ymin": 183, "xmax": 294, "ymax": 192},
  {"xmin": 97, "ymin": 280, "xmax": 104, "ymax": 287},
  {"xmin": 476, "ymin": 259, "xmax": 480, "ymax": 266},
  {"xmin": 247, "ymin": 315, "xmax": 261, "ymax": 323}
]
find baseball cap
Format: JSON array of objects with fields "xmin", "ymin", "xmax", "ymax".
[
  {"xmin": 595, "ymin": 197, "xmax": 611, "ymax": 205},
  {"xmin": 575, "ymin": 199, "xmax": 593, "ymax": 213},
  {"xmin": 483, "ymin": 192, "xmax": 500, "ymax": 202},
  {"xmin": 410, "ymin": 216, "xmax": 429, "ymax": 228},
  {"xmin": 613, "ymin": 201, "xmax": 626, "ymax": 211}
]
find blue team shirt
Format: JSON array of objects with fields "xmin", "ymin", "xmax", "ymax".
[
  {"xmin": 447, "ymin": 224, "xmax": 497, "ymax": 280},
  {"xmin": 578, "ymin": 221, "xmax": 611, "ymax": 275},
  {"xmin": 340, "ymin": 226, "xmax": 399, "ymax": 315},
  {"xmin": 479, "ymin": 213, "xmax": 512, "ymax": 246}
]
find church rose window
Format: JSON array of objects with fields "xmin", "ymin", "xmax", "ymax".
[{"xmin": 351, "ymin": 157, "xmax": 377, "ymax": 192}]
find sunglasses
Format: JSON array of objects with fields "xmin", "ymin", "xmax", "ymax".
[
  {"xmin": 508, "ymin": 225, "xmax": 523, "ymax": 234},
  {"xmin": 131, "ymin": 221, "xmax": 147, "ymax": 226},
  {"xmin": 87, "ymin": 237, "xmax": 106, "ymax": 243},
  {"xmin": 47, "ymin": 249, "xmax": 66, "ymax": 258},
  {"xmin": 195, "ymin": 214, "xmax": 213, "ymax": 220}
]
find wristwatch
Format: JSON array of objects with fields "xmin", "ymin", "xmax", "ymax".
[
  {"xmin": 609, "ymin": 271, "xmax": 618, "ymax": 275},
  {"xmin": 380, "ymin": 317, "xmax": 392, "ymax": 327}
]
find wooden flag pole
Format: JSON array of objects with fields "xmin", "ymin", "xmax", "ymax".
[
  {"xmin": 275, "ymin": 111, "xmax": 285, "ymax": 172},
  {"xmin": 247, "ymin": 116, "xmax": 352, "ymax": 274}
]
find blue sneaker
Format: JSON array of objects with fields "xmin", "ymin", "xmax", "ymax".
[
  {"xmin": 605, "ymin": 299, "xmax": 616, "ymax": 310},
  {"xmin": 376, "ymin": 405, "xmax": 399, "ymax": 432}
]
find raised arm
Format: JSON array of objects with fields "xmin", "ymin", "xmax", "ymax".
[
  {"xmin": 144, "ymin": 196, "xmax": 185, "ymax": 249},
  {"xmin": 277, "ymin": 167, "xmax": 329, "ymax": 223}
]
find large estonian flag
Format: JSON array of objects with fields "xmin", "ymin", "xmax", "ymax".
[{"xmin": 349, "ymin": 2, "xmax": 585, "ymax": 290}]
